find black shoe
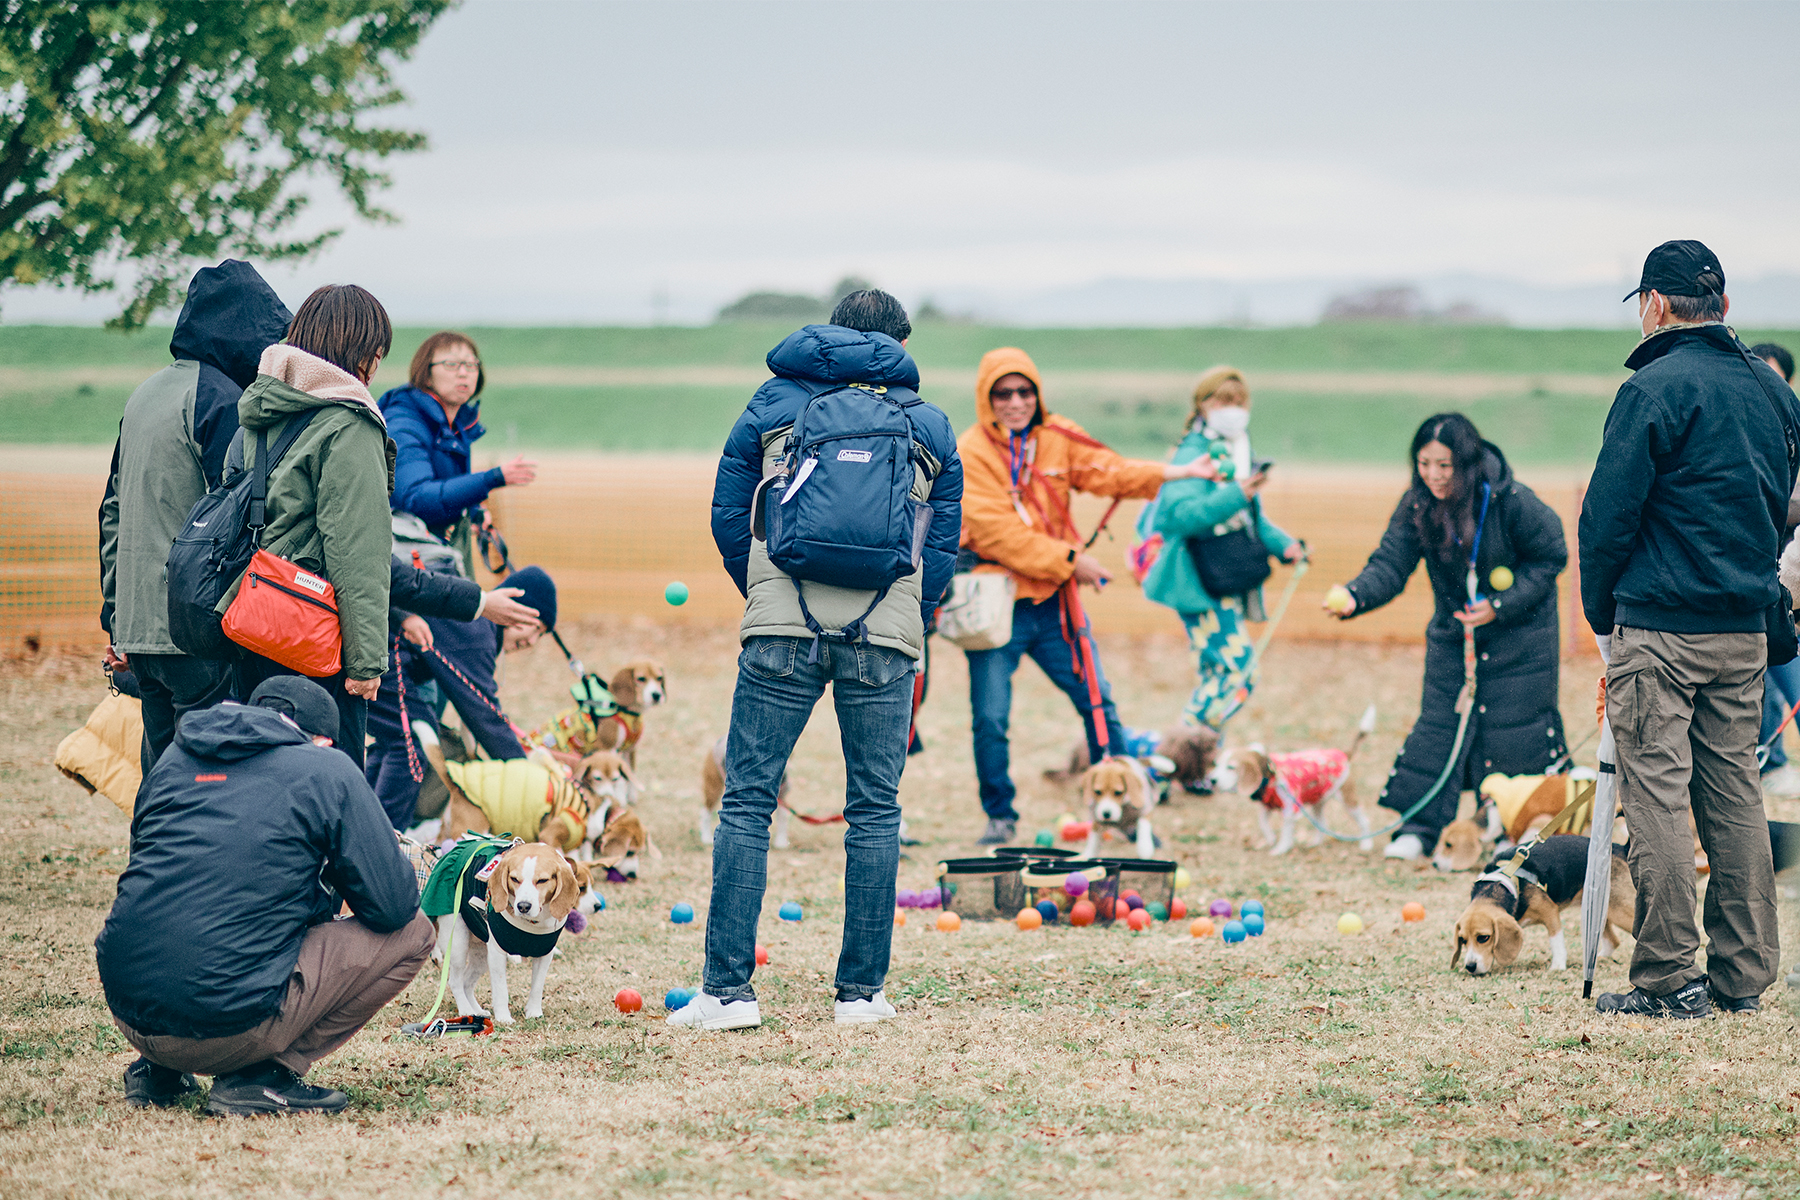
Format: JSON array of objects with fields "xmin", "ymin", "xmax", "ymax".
[
  {"xmin": 1595, "ymin": 977, "xmax": 1712, "ymax": 1019},
  {"xmin": 1706, "ymin": 977, "xmax": 1761, "ymax": 1013},
  {"xmin": 204, "ymin": 1061, "xmax": 348, "ymax": 1117},
  {"xmin": 123, "ymin": 1056, "xmax": 201, "ymax": 1109},
  {"xmin": 975, "ymin": 818, "xmax": 1016, "ymax": 846}
]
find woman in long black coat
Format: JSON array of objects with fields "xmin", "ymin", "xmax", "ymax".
[{"xmin": 1327, "ymin": 412, "xmax": 1569, "ymax": 861}]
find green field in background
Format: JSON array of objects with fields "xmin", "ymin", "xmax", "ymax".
[{"xmin": 5, "ymin": 321, "xmax": 1793, "ymax": 462}]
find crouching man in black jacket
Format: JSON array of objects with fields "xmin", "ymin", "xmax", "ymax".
[
  {"xmin": 96, "ymin": 676, "xmax": 433, "ymax": 1116},
  {"xmin": 1580, "ymin": 239, "xmax": 1800, "ymax": 1019}
]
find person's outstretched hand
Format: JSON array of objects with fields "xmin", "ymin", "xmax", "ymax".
[
  {"xmin": 400, "ymin": 614, "xmax": 433, "ymax": 651},
  {"xmin": 500, "ymin": 456, "xmax": 538, "ymax": 487},
  {"xmin": 1072, "ymin": 553, "xmax": 1112, "ymax": 589},
  {"xmin": 482, "ymin": 586, "xmax": 540, "ymax": 628}
]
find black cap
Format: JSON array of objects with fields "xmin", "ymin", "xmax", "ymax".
[
  {"xmin": 248, "ymin": 676, "xmax": 339, "ymax": 743},
  {"xmin": 501, "ymin": 565, "xmax": 557, "ymax": 631},
  {"xmin": 1624, "ymin": 240, "xmax": 1726, "ymax": 302}
]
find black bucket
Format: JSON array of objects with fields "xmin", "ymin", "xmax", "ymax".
[
  {"xmin": 937, "ymin": 857, "xmax": 1027, "ymax": 922},
  {"xmin": 1098, "ymin": 857, "xmax": 1178, "ymax": 913}
]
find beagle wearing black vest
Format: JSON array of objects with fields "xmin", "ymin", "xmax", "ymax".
[
  {"xmin": 437, "ymin": 841, "xmax": 580, "ymax": 1024},
  {"xmin": 1451, "ymin": 834, "xmax": 1634, "ymax": 976}
]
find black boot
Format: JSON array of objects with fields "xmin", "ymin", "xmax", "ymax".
[
  {"xmin": 204, "ymin": 1060, "xmax": 348, "ymax": 1117},
  {"xmin": 1706, "ymin": 976, "xmax": 1762, "ymax": 1014},
  {"xmin": 1595, "ymin": 977, "xmax": 1711, "ymax": 1019},
  {"xmin": 123, "ymin": 1057, "xmax": 201, "ymax": 1109}
]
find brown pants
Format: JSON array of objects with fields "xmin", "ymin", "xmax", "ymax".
[
  {"xmin": 1607, "ymin": 626, "xmax": 1779, "ymax": 998},
  {"xmin": 118, "ymin": 912, "xmax": 434, "ymax": 1077}
]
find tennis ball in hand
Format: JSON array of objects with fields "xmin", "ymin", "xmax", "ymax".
[
  {"xmin": 664, "ymin": 581, "xmax": 689, "ymax": 606},
  {"xmin": 1325, "ymin": 585, "xmax": 1355, "ymax": 615},
  {"xmin": 1489, "ymin": 566, "xmax": 1515, "ymax": 591}
]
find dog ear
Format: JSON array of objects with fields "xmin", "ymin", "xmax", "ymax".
[
  {"xmin": 1450, "ymin": 921, "xmax": 1467, "ymax": 969},
  {"xmin": 487, "ymin": 849, "xmax": 519, "ymax": 914},
  {"xmin": 609, "ymin": 664, "xmax": 637, "ymax": 702},
  {"xmin": 542, "ymin": 854, "xmax": 578, "ymax": 918},
  {"xmin": 1492, "ymin": 914, "xmax": 1524, "ymax": 967}
]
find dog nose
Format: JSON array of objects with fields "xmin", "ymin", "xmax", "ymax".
[
  {"xmin": 1464, "ymin": 960, "xmax": 1479, "ymax": 974},
  {"xmin": 516, "ymin": 900, "xmax": 534, "ymax": 915}
]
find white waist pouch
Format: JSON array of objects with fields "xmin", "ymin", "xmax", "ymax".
[{"xmin": 936, "ymin": 572, "xmax": 1017, "ymax": 651}]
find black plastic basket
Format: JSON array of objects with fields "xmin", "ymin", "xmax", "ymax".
[
  {"xmin": 989, "ymin": 845, "xmax": 1079, "ymax": 862},
  {"xmin": 1020, "ymin": 857, "xmax": 1121, "ymax": 924},
  {"xmin": 937, "ymin": 857, "xmax": 1027, "ymax": 922},
  {"xmin": 1098, "ymin": 857, "xmax": 1178, "ymax": 913}
]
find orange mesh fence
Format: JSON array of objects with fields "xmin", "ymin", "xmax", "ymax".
[{"xmin": 2, "ymin": 457, "xmax": 1595, "ymax": 655}]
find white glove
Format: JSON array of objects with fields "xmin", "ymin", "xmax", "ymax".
[{"xmin": 1594, "ymin": 633, "xmax": 1611, "ymax": 665}]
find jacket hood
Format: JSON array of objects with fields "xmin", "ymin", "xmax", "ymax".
[
  {"xmin": 378, "ymin": 384, "xmax": 484, "ymax": 441},
  {"xmin": 240, "ymin": 345, "xmax": 386, "ymax": 432},
  {"xmin": 168, "ymin": 261, "xmax": 293, "ymax": 390},
  {"xmin": 766, "ymin": 325, "xmax": 919, "ymax": 389},
  {"xmin": 1479, "ymin": 441, "xmax": 1512, "ymax": 487},
  {"xmin": 974, "ymin": 347, "xmax": 1048, "ymax": 431},
  {"xmin": 174, "ymin": 702, "xmax": 311, "ymax": 762}
]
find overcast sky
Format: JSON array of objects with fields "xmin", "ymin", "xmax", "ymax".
[{"xmin": 10, "ymin": 0, "xmax": 1800, "ymax": 324}]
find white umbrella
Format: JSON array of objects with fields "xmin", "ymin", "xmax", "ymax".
[{"xmin": 1581, "ymin": 718, "xmax": 1620, "ymax": 999}]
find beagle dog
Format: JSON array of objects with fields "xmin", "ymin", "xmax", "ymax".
[
  {"xmin": 699, "ymin": 735, "xmax": 793, "ymax": 848},
  {"xmin": 1451, "ymin": 834, "xmax": 1634, "ymax": 975},
  {"xmin": 1207, "ymin": 706, "xmax": 1377, "ymax": 856},
  {"xmin": 590, "ymin": 806, "xmax": 659, "ymax": 881},
  {"xmin": 536, "ymin": 660, "xmax": 667, "ymax": 770},
  {"xmin": 1077, "ymin": 756, "xmax": 1164, "ymax": 859},
  {"xmin": 1046, "ymin": 726, "xmax": 1219, "ymax": 795},
  {"xmin": 573, "ymin": 750, "xmax": 637, "ymax": 854},
  {"xmin": 436, "ymin": 841, "xmax": 580, "ymax": 1024}
]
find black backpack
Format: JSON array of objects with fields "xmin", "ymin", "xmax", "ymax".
[{"xmin": 165, "ymin": 410, "xmax": 319, "ymax": 659}]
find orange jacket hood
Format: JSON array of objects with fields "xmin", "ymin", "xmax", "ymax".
[{"xmin": 973, "ymin": 347, "xmax": 1049, "ymax": 430}]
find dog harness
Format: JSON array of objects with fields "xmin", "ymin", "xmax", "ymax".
[
  {"xmin": 445, "ymin": 758, "xmax": 588, "ymax": 848},
  {"xmin": 536, "ymin": 705, "xmax": 643, "ymax": 758},
  {"xmin": 1257, "ymin": 748, "xmax": 1350, "ymax": 812}
]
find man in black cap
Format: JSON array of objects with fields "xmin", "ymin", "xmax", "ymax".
[
  {"xmin": 96, "ymin": 676, "xmax": 432, "ymax": 1115},
  {"xmin": 1580, "ymin": 239, "xmax": 1800, "ymax": 1018}
]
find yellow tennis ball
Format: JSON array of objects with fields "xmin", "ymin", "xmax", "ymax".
[
  {"xmin": 1337, "ymin": 912, "xmax": 1364, "ymax": 935},
  {"xmin": 1489, "ymin": 566, "xmax": 1514, "ymax": 591},
  {"xmin": 1325, "ymin": 585, "xmax": 1355, "ymax": 615},
  {"xmin": 1174, "ymin": 867, "xmax": 1191, "ymax": 891}
]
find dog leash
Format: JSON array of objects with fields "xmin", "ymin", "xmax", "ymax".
[{"xmin": 1758, "ymin": 694, "xmax": 1800, "ymax": 769}]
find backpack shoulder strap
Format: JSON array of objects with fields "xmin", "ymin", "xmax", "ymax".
[
  {"xmin": 1731, "ymin": 335, "xmax": 1800, "ymax": 469},
  {"xmin": 247, "ymin": 407, "xmax": 323, "ymax": 532}
]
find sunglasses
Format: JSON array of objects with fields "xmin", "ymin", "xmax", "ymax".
[{"xmin": 991, "ymin": 386, "xmax": 1037, "ymax": 401}]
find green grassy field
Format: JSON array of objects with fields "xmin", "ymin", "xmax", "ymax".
[{"xmin": 6, "ymin": 322, "xmax": 1798, "ymax": 463}]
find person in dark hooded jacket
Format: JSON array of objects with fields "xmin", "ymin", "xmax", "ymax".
[
  {"xmin": 1327, "ymin": 413, "xmax": 1569, "ymax": 860},
  {"xmin": 99, "ymin": 260, "xmax": 292, "ymax": 775},
  {"xmin": 97, "ymin": 676, "xmax": 432, "ymax": 1116}
]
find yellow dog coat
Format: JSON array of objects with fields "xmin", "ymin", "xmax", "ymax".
[{"xmin": 446, "ymin": 758, "xmax": 587, "ymax": 846}]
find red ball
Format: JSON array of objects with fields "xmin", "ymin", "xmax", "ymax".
[
  {"xmin": 614, "ymin": 988, "xmax": 643, "ymax": 1014},
  {"xmin": 1094, "ymin": 895, "xmax": 1117, "ymax": 919},
  {"xmin": 1069, "ymin": 899, "xmax": 1096, "ymax": 927},
  {"xmin": 755, "ymin": 944, "xmax": 771, "ymax": 965},
  {"xmin": 1126, "ymin": 908, "xmax": 1152, "ymax": 932},
  {"xmin": 1170, "ymin": 897, "xmax": 1188, "ymax": 920}
]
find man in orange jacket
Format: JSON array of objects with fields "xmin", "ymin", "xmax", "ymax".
[{"xmin": 958, "ymin": 347, "xmax": 1216, "ymax": 844}]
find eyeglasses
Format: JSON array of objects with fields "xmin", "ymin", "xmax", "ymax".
[
  {"xmin": 431, "ymin": 360, "xmax": 481, "ymax": 374},
  {"xmin": 991, "ymin": 386, "xmax": 1037, "ymax": 401}
]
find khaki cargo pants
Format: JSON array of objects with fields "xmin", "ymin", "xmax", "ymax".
[
  {"xmin": 118, "ymin": 912, "xmax": 435, "ymax": 1077},
  {"xmin": 1606, "ymin": 626, "xmax": 1778, "ymax": 999}
]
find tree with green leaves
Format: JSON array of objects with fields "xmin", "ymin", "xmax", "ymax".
[{"xmin": 0, "ymin": 0, "xmax": 452, "ymax": 327}]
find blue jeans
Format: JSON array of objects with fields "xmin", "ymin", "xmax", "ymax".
[
  {"xmin": 705, "ymin": 635, "xmax": 915, "ymax": 1003},
  {"xmin": 966, "ymin": 597, "xmax": 1125, "ymax": 822},
  {"xmin": 1761, "ymin": 658, "xmax": 1800, "ymax": 770}
]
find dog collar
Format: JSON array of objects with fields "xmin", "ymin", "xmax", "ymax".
[{"xmin": 1475, "ymin": 870, "xmax": 1519, "ymax": 898}]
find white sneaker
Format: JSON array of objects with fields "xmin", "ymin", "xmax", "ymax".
[
  {"xmin": 666, "ymin": 992, "xmax": 761, "ymax": 1031},
  {"xmin": 833, "ymin": 991, "xmax": 897, "ymax": 1025},
  {"xmin": 1384, "ymin": 833, "xmax": 1425, "ymax": 861},
  {"xmin": 1763, "ymin": 766, "xmax": 1800, "ymax": 798}
]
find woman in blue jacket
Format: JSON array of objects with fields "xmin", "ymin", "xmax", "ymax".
[
  {"xmin": 1141, "ymin": 367, "xmax": 1302, "ymax": 732},
  {"xmin": 380, "ymin": 331, "xmax": 537, "ymax": 565}
]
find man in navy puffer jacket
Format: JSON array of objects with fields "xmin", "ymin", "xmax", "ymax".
[{"xmin": 674, "ymin": 292, "xmax": 961, "ymax": 1032}]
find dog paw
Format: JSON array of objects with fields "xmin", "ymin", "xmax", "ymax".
[
  {"xmin": 493, "ymin": 1013, "xmax": 515, "ymax": 1026},
  {"xmin": 523, "ymin": 1007, "xmax": 543, "ymax": 1020}
]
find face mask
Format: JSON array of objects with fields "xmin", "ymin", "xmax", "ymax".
[{"xmin": 1207, "ymin": 406, "xmax": 1250, "ymax": 438}]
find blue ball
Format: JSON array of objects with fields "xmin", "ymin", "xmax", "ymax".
[
  {"xmin": 779, "ymin": 901, "xmax": 804, "ymax": 922},
  {"xmin": 665, "ymin": 987, "xmax": 695, "ymax": 1011},
  {"xmin": 670, "ymin": 903, "xmax": 695, "ymax": 924},
  {"xmin": 1239, "ymin": 899, "xmax": 1265, "ymax": 917},
  {"xmin": 1035, "ymin": 899, "xmax": 1060, "ymax": 924},
  {"xmin": 595, "ymin": 894, "xmax": 607, "ymax": 911},
  {"xmin": 1221, "ymin": 919, "xmax": 1248, "ymax": 944},
  {"xmin": 1243, "ymin": 913, "xmax": 1266, "ymax": 936}
]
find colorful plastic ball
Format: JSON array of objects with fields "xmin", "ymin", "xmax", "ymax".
[
  {"xmin": 1064, "ymin": 872, "xmax": 1090, "ymax": 897},
  {"xmin": 1035, "ymin": 899, "xmax": 1060, "ymax": 924},
  {"xmin": 594, "ymin": 894, "xmax": 606, "ymax": 911},
  {"xmin": 1209, "ymin": 899, "xmax": 1233, "ymax": 919},
  {"xmin": 778, "ymin": 901, "xmax": 804, "ymax": 922},
  {"xmin": 1094, "ymin": 895, "xmax": 1117, "ymax": 919},
  {"xmin": 1337, "ymin": 912, "xmax": 1364, "ymax": 935},
  {"xmin": 1147, "ymin": 902, "xmax": 1169, "ymax": 922},
  {"xmin": 1221, "ymin": 920, "xmax": 1247, "ymax": 944},
  {"xmin": 1401, "ymin": 901, "xmax": 1426, "ymax": 923},
  {"xmin": 1060, "ymin": 821, "xmax": 1092, "ymax": 842},
  {"xmin": 1243, "ymin": 913, "xmax": 1265, "ymax": 936},
  {"xmin": 894, "ymin": 911, "xmax": 906, "ymax": 927},
  {"xmin": 1170, "ymin": 897, "xmax": 1188, "ymax": 921},
  {"xmin": 1240, "ymin": 899, "xmax": 1265, "ymax": 917},
  {"xmin": 564, "ymin": 909, "xmax": 587, "ymax": 935},
  {"xmin": 1034, "ymin": 829, "xmax": 1056, "ymax": 847},
  {"xmin": 896, "ymin": 889, "xmax": 917, "ymax": 908},
  {"xmin": 1124, "ymin": 894, "xmax": 1145, "ymax": 912},
  {"xmin": 614, "ymin": 988, "xmax": 643, "ymax": 1013},
  {"xmin": 918, "ymin": 887, "xmax": 941, "ymax": 908},
  {"xmin": 665, "ymin": 988, "xmax": 695, "ymax": 1011},
  {"xmin": 835, "ymin": 876, "xmax": 845, "ymax": 893},
  {"xmin": 1489, "ymin": 565, "xmax": 1515, "ymax": 592},
  {"xmin": 1069, "ymin": 899, "xmax": 1096, "ymax": 927},
  {"xmin": 664, "ymin": 581, "xmax": 689, "ymax": 606},
  {"xmin": 755, "ymin": 944, "xmax": 770, "ymax": 966},
  {"xmin": 1126, "ymin": 908, "xmax": 1152, "ymax": 932},
  {"xmin": 670, "ymin": 903, "xmax": 695, "ymax": 924},
  {"xmin": 1190, "ymin": 918, "xmax": 1215, "ymax": 938},
  {"xmin": 1016, "ymin": 907, "xmax": 1043, "ymax": 930},
  {"xmin": 1174, "ymin": 866, "xmax": 1192, "ymax": 890},
  {"xmin": 1121, "ymin": 890, "xmax": 1142, "ymax": 905},
  {"xmin": 936, "ymin": 911, "xmax": 962, "ymax": 932}
]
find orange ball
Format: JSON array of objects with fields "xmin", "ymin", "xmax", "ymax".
[
  {"xmin": 1401, "ymin": 901, "xmax": 1426, "ymax": 923},
  {"xmin": 755, "ymin": 944, "xmax": 771, "ymax": 965},
  {"xmin": 1015, "ymin": 907, "xmax": 1043, "ymax": 930},
  {"xmin": 1094, "ymin": 895, "xmax": 1117, "ymax": 920},
  {"xmin": 1126, "ymin": 908, "xmax": 1152, "ymax": 932},
  {"xmin": 1170, "ymin": 897, "xmax": 1188, "ymax": 921},
  {"xmin": 614, "ymin": 988, "xmax": 643, "ymax": 1014},
  {"xmin": 1069, "ymin": 899, "xmax": 1096, "ymax": 927},
  {"xmin": 1190, "ymin": 917, "xmax": 1215, "ymax": 938},
  {"xmin": 894, "ymin": 911, "xmax": 906, "ymax": 927},
  {"xmin": 936, "ymin": 911, "xmax": 962, "ymax": 932}
]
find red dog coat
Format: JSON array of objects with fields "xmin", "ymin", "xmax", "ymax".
[{"xmin": 1259, "ymin": 748, "xmax": 1350, "ymax": 811}]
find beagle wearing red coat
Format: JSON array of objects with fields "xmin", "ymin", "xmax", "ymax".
[{"xmin": 1207, "ymin": 706, "xmax": 1377, "ymax": 855}]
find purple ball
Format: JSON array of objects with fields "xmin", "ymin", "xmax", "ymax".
[
  {"xmin": 918, "ymin": 886, "xmax": 941, "ymax": 908},
  {"xmin": 896, "ymin": 889, "xmax": 918, "ymax": 908},
  {"xmin": 1209, "ymin": 899, "xmax": 1234, "ymax": 919},
  {"xmin": 1124, "ymin": 895, "xmax": 1145, "ymax": 911},
  {"xmin": 1064, "ymin": 872, "xmax": 1089, "ymax": 897}
]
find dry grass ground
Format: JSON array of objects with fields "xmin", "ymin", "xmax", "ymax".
[{"xmin": 3, "ymin": 623, "xmax": 1800, "ymax": 1199}]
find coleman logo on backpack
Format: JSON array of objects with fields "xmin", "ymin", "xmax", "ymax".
[{"xmin": 837, "ymin": 449, "xmax": 872, "ymax": 463}]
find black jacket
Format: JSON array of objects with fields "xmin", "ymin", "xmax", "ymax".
[
  {"xmin": 1580, "ymin": 324, "xmax": 1800, "ymax": 635},
  {"xmin": 388, "ymin": 554, "xmax": 482, "ymax": 632},
  {"xmin": 96, "ymin": 704, "xmax": 419, "ymax": 1039}
]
